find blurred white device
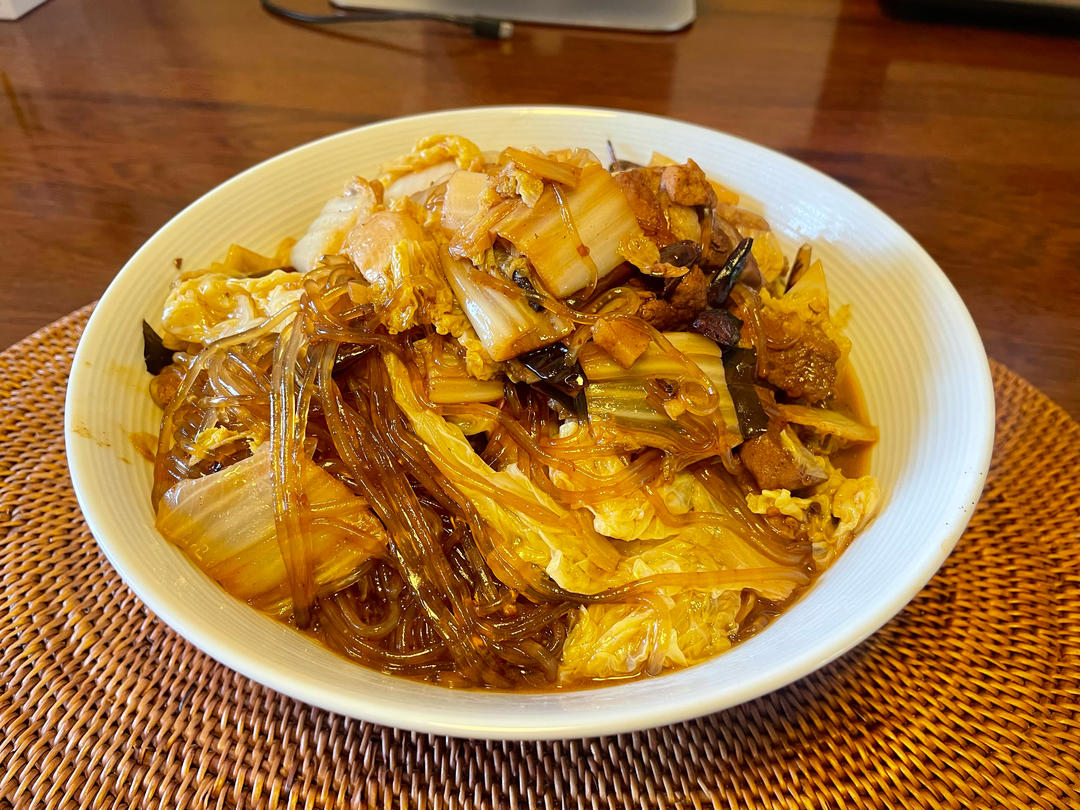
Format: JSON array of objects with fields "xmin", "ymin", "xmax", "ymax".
[
  {"xmin": 330, "ymin": 0, "xmax": 696, "ymax": 31},
  {"xmin": 0, "ymin": 0, "xmax": 50, "ymax": 20}
]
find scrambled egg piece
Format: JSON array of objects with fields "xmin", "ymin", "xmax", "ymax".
[
  {"xmin": 746, "ymin": 228, "xmax": 786, "ymax": 284},
  {"xmin": 549, "ymin": 423, "xmax": 697, "ymax": 541},
  {"xmin": 559, "ymin": 602, "xmax": 690, "ymax": 680},
  {"xmin": 161, "ymin": 270, "xmax": 305, "ymax": 347},
  {"xmin": 759, "ymin": 257, "xmax": 852, "ymax": 359},
  {"xmin": 558, "ymin": 541, "xmax": 747, "ymax": 682},
  {"xmin": 185, "ymin": 426, "xmax": 252, "ymax": 465},
  {"xmin": 488, "ymin": 161, "xmax": 545, "ymax": 208},
  {"xmin": 346, "ymin": 236, "xmax": 453, "ymax": 334},
  {"xmin": 377, "ymin": 134, "xmax": 485, "ymax": 188},
  {"xmin": 746, "ymin": 457, "xmax": 880, "ymax": 568},
  {"xmin": 346, "ymin": 232, "xmax": 499, "ymax": 380}
]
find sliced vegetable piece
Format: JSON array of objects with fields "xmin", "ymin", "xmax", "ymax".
[
  {"xmin": 780, "ymin": 243, "xmax": 812, "ymax": 291},
  {"xmin": 585, "ymin": 381, "xmax": 675, "ymax": 430},
  {"xmin": 664, "ymin": 203, "xmax": 703, "ymax": 244},
  {"xmin": 584, "ymin": 379, "xmax": 737, "ymax": 451},
  {"xmin": 496, "ymin": 163, "xmax": 645, "ymax": 298},
  {"xmin": 161, "ymin": 269, "xmax": 306, "ymax": 347},
  {"xmin": 708, "ymin": 179, "xmax": 740, "ymax": 206},
  {"xmin": 779, "ymin": 427, "xmax": 829, "ymax": 484},
  {"xmin": 500, "ymin": 147, "xmax": 581, "ymax": 187},
  {"xmin": 156, "ymin": 444, "xmax": 386, "ymax": 616},
  {"xmin": 442, "ymin": 249, "xmax": 572, "ymax": 362},
  {"xmin": 427, "ymin": 376, "xmax": 505, "ymax": 405},
  {"xmin": 343, "ymin": 211, "xmax": 426, "ymax": 287},
  {"xmin": 441, "ymin": 170, "xmax": 490, "ymax": 233},
  {"xmin": 207, "ymin": 243, "xmax": 293, "ymax": 279},
  {"xmin": 582, "ymin": 332, "xmax": 740, "ymax": 444},
  {"xmin": 746, "ymin": 229, "xmax": 786, "ymax": 285},
  {"xmin": 143, "ymin": 321, "xmax": 175, "ymax": 375},
  {"xmin": 706, "ymin": 237, "xmax": 754, "ymax": 306},
  {"xmin": 384, "ymin": 353, "xmax": 622, "ymax": 595},
  {"xmin": 783, "ymin": 257, "xmax": 830, "ymax": 316},
  {"xmin": 580, "ymin": 331, "xmax": 725, "ymax": 384},
  {"xmin": 721, "ymin": 347, "xmax": 769, "ymax": 440},
  {"xmin": 377, "ymin": 134, "xmax": 484, "ymax": 189},
  {"xmin": 777, "ymin": 404, "xmax": 879, "ymax": 444},
  {"xmin": 290, "ymin": 178, "xmax": 379, "ymax": 274},
  {"xmin": 416, "ymin": 339, "xmax": 505, "ymax": 404},
  {"xmin": 384, "ymin": 160, "xmax": 456, "ymax": 202}
]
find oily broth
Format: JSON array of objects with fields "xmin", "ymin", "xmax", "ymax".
[{"xmin": 831, "ymin": 361, "xmax": 874, "ymax": 478}]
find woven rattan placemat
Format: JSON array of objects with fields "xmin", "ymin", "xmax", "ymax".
[{"xmin": 1, "ymin": 305, "xmax": 1078, "ymax": 809}]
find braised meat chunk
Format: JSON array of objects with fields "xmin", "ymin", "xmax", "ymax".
[
  {"xmin": 659, "ymin": 159, "xmax": 716, "ymax": 208},
  {"xmin": 593, "ymin": 317, "xmax": 651, "ymax": 368},
  {"xmin": 611, "ymin": 167, "xmax": 667, "ymax": 237},
  {"xmin": 638, "ymin": 266, "xmax": 708, "ymax": 331},
  {"xmin": 760, "ymin": 323, "xmax": 840, "ymax": 403},
  {"xmin": 739, "ymin": 421, "xmax": 828, "ymax": 491}
]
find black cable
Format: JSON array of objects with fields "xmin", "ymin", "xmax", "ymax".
[{"xmin": 260, "ymin": 0, "xmax": 513, "ymax": 39}]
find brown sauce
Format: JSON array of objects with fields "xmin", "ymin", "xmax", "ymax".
[
  {"xmin": 129, "ymin": 431, "xmax": 157, "ymax": 463},
  {"xmin": 830, "ymin": 360, "xmax": 874, "ymax": 478}
]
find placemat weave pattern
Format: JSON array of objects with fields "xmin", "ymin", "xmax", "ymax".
[{"xmin": 1, "ymin": 306, "xmax": 1078, "ymax": 809}]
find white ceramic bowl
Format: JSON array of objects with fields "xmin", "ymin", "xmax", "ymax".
[{"xmin": 65, "ymin": 106, "xmax": 994, "ymax": 740}]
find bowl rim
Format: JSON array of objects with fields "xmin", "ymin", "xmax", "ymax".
[{"xmin": 65, "ymin": 104, "xmax": 996, "ymax": 739}]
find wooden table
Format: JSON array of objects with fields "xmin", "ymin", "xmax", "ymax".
[{"xmin": 2, "ymin": 0, "xmax": 1077, "ymax": 414}]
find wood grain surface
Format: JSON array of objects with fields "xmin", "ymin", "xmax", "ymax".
[{"xmin": 1, "ymin": 0, "xmax": 1077, "ymax": 414}]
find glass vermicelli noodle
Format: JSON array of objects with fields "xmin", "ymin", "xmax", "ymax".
[{"xmin": 146, "ymin": 135, "xmax": 881, "ymax": 689}]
